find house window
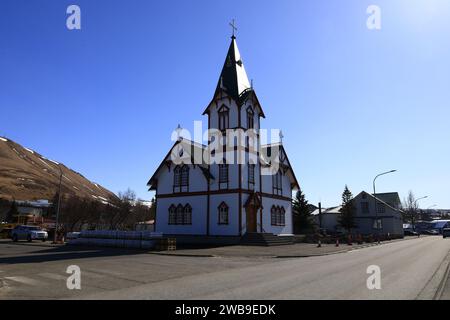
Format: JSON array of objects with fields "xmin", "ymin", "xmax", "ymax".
[
  {"xmin": 169, "ymin": 204, "xmax": 192, "ymax": 225},
  {"xmin": 248, "ymin": 164, "xmax": 255, "ymax": 189},
  {"xmin": 176, "ymin": 204, "xmax": 184, "ymax": 225},
  {"xmin": 271, "ymin": 205, "xmax": 285, "ymax": 226},
  {"xmin": 247, "ymin": 107, "xmax": 254, "ymax": 129},
  {"xmin": 180, "ymin": 165, "xmax": 189, "ymax": 186},
  {"xmin": 218, "ymin": 105, "xmax": 229, "ymax": 131},
  {"xmin": 361, "ymin": 202, "xmax": 370, "ymax": 214},
  {"xmin": 272, "ymin": 170, "xmax": 283, "ymax": 195},
  {"xmin": 219, "ymin": 163, "xmax": 228, "ymax": 184},
  {"xmin": 218, "ymin": 202, "xmax": 229, "ymax": 225},
  {"xmin": 373, "ymin": 219, "xmax": 383, "ymax": 230},
  {"xmin": 184, "ymin": 204, "xmax": 192, "ymax": 225},
  {"xmin": 377, "ymin": 203, "xmax": 386, "ymax": 214},
  {"xmin": 168, "ymin": 205, "xmax": 176, "ymax": 225},
  {"xmin": 173, "ymin": 165, "xmax": 189, "ymax": 192}
]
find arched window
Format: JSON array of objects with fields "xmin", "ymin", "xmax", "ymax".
[
  {"xmin": 218, "ymin": 202, "xmax": 229, "ymax": 225},
  {"xmin": 280, "ymin": 207, "xmax": 286, "ymax": 226},
  {"xmin": 219, "ymin": 161, "xmax": 229, "ymax": 188},
  {"xmin": 176, "ymin": 204, "xmax": 184, "ymax": 225},
  {"xmin": 218, "ymin": 105, "xmax": 229, "ymax": 131},
  {"xmin": 181, "ymin": 165, "xmax": 189, "ymax": 187},
  {"xmin": 174, "ymin": 166, "xmax": 181, "ymax": 187},
  {"xmin": 247, "ymin": 106, "xmax": 254, "ymax": 129},
  {"xmin": 168, "ymin": 205, "xmax": 176, "ymax": 225},
  {"xmin": 272, "ymin": 170, "xmax": 283, "ymax": 195},
  {"xmin": 271, "ymin": 205, "xmax": 277, "ymax": 226},
  {"xmin": 184, "ymin": 204, "xmax": 192, "ymax": 225},
  {"xmin": 271, "ymin": 205, "xmax": 286, "ymax": 226}
]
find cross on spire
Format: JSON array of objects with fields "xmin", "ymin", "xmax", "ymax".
[{"xmin": 229, "ymin": 19, "xmax": 237, "ymax": 38}]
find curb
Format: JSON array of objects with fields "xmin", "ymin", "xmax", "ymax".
[
  {"xmin": 0, "ymin": 241, "xmax": 63, "ymax": 249},
  {"xmin": 147, "ymin": 252, "xmax": 216, "ymax": 258}
]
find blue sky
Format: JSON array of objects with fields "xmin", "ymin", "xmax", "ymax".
[{"xmin": 1, "ymin": 0, "xmax": 449, "ymax": 208}]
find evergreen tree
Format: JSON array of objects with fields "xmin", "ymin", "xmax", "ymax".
[
  {"xmin": 338, "ymin": 185, "xmax": 357, "ymax": 233},
  {"xmin": 292, "ymin": 188, "xmax": 313, "ymax": 234}
]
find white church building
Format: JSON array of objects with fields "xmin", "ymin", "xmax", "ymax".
[{"xmin": 148, "ymin": 34, "xmax": 299, "ymax": 243}]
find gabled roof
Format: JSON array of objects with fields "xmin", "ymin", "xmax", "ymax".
[
  {"xmin": 260, "ymin": 143, "xmax": 300, "ymax": 190},
  {"xmin": 147, "ymin": 138, "xmax": 213, "ymax": 190},
  {"xmin": 202, "ymin": 37, "xmax": 265, "ymax": 117},
  {"xmin": 373, "ymin": 192, "xmax": 401, "ymax": 207}
]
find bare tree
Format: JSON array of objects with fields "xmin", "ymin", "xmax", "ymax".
[{"xmin": 402, "ymin": 190, "xmax": 419, "ymax": 226}]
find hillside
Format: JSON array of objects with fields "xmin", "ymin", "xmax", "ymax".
[{"xmin": 0, "ymin": 136, "xmax": 117, "ymax": 203}]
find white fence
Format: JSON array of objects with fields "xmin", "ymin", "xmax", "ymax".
[{"xmin": 68, "ymin": 230, "xmax": 163, "ymax": 249}]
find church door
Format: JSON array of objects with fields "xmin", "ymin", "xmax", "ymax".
[{"xmin": 246, "ymin": 206, "xmax": 257, "ymax": 233}]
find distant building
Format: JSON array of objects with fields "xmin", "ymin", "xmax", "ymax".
[
  {"xmin": 312, "ymin": 191, "xmax": 404, "ymax": 236},
  {"xmin": 15, "ymin": 199, "xmax": 53, "ymax": 224}
]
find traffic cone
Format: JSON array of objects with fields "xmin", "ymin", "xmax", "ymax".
[{"xmin": 317, "ymin": 239, "xmax": 322, "ymax": 248}]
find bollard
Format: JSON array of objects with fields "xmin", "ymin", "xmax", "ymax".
[
  {"xmin": 335, "ymin": 238, "xmax": 339, "ymax": 247},
  {"xmin": 347, "ymin": 234, "xmax": 352, "ymax": 246}
]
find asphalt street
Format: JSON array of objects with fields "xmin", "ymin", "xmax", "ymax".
[{"xmin": 1, "ymin": 236, "xmax": 449, "ymax": 299}]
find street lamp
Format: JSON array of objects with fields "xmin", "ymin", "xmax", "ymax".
[
  {"xmin": 53, "ymin": 165, "xmax": 63, "ymax": 244},
  {"xmin": 373, "ymin": 170, "xmax": 397, "ymax": 244}
]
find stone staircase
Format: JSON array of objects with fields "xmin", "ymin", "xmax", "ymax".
[{"xmin": 240, "ymin": 233, "xmax": 294, "ymax": 246}]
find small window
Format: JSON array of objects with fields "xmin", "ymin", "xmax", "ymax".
[
  {"xmin": 184, "ymin": 204, "xmax": 192, "ymax": 225},
  {"xmin": 219, "ymin": 163, "xmax": 228, "ymax": 183},
  {"xmin": 373, "ymin": 219, "xmax": 383, "ymax": 230},
  {"xmin": 248, "ymin": 164, "xmax": 255, "ymax": 189},
  {"xmin": 247, "ymin": 107, "xmax": 254, "ymax": 129},
  {"xmin": 361, "ymin": 202, "xmax": 370, "ymax": 214},
  {"xmin": 168, "ymin": 205, "xmax": 176, "ymax": 225},
  {"xmin": 218, "ymin": 202, "xmax": 229, "ymax": 225},
  {"xmin": 218, "ymin": 105, "xmax": 229, "ymax": 131},
  {"xmin": 271, "ymin": 205, "xmax": 286, "ymax": 226},
  {"xmin": 176, "ymin": 204, "xmax": 184, "ymax": 225},
  {"xmin": 272, "ymin": 170, "xmax": 283, "ymax": 195},
  {"xmin": 377, "ymin": 203, "xmax": 386, "ymax": 214}
]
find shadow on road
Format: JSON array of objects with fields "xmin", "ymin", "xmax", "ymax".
[{"xmin": 0, "ymin": 243, "xmax": 150, "ymax": 265}]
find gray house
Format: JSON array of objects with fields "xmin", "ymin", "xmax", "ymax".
[{"xmin": 312, "ymin": 191, "xmax": 404, "ymax": 237}]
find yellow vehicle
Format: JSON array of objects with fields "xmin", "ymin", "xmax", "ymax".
[{"xmin": 0, "ymin": 223, "xmax": 17, "ymax": 239}]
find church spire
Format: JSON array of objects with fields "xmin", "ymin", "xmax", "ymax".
[{"xmin": 213, "ymin": 33, "xmax": 251, "ymax": 103}]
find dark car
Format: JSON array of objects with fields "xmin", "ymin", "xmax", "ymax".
[
  {"xmin": 404, "ymin": 230, "xmax": 418, "ymax": 236},
  {"xmin": 443, "ymin": 228, "xmax": 450, "ymax": 239}
]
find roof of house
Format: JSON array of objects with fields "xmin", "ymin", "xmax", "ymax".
[{"xmin": 373, "ymin": 192, "xmax": 401, "ymax": 206}]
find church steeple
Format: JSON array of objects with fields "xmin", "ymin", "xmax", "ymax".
[{"xmin": 214, "ymin": 36, "xmax": 251, "ymax": 103}]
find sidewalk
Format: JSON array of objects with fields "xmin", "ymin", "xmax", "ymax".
[{"xmin": 149, "ymin": 237, "xmax": 418, "ymax": 258}]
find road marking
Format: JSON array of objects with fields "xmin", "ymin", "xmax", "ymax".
[
  {"xmin": 38, "ymin": 273, "xmax": 66, "ymax": 281},
  {"xmin": 4, "ymin": 276, "xmax": 44, "ymax": 286}
]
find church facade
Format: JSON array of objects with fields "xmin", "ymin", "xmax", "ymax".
[{"xmin": 148, "ymin": 35, "xmax": 299, "ymax": 239}]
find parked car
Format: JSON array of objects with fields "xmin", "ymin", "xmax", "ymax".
[
  {"xmin": 404, "ymin": 230, "xmax": 418, "ymax": 236},
  {"xmin": 443, "ymin": 228, "xmax": 450, "ymax": 239},
  {"xmin": 11, "ymin": 225, "xmax": 48, "ymax": 242},
  {"xmin": 422, "ymin": 229, "xmax": 440, "ymax": 235}
]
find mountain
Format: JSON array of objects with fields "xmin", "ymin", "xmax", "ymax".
[{"xmin": 0, "ymin": 136, "xmax": 117, "ymax": 203}]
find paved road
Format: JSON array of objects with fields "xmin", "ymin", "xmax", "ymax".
[{"xmin": 1, "ymin": 236, "xmax": 449, "ymax": 299}]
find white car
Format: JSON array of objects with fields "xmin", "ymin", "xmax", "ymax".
[{"xmin": 11, "ymin": 225, "xmax": 48, "ymax": 242}]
